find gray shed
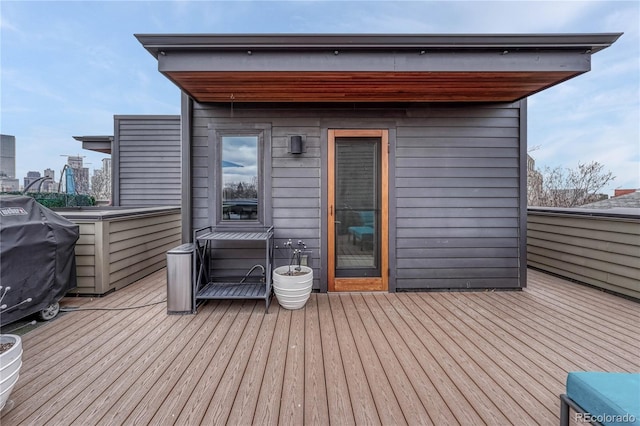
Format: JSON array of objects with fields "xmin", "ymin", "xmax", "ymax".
[{"xmin": 136, "ymin": 33, "xmax": 620, "ymax": 292}]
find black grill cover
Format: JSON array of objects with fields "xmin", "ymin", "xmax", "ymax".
[{"xmin": 0, "ymin": 195, "xmax": 79, "ymax": 325}]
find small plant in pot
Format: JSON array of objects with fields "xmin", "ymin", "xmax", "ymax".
[{"xmin": 273, "ymin": 239, "xmax": 313, "ymax": 310}]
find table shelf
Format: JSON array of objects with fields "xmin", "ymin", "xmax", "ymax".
[
  {"xmin": 196, "ymin": 281, "xmax": 267, "ymax": 299},
  {"xmin": 193, "ymin": 226, "xmax": 274, "ymax": 312}
]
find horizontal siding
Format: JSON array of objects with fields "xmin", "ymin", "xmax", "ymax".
[
  {"xmin": 66, "ymin": 210, "xmax": 181, "ymax": 295},
  {"xmin": 395, "ymin": 105, "xmax": 522, "ymax": 290},
  {"xmin": 398, "ymin": 238, "xmax": 518, "ymax": 248},
  {"xmin": 192, "ymin": 103, "xmax": 523, "ymax": 291},
  {"xmin": 192, "ymin": 105, "xmax": 322, "ymax": 288},
  {"xmin": 395, "ymin": 167, "xmax": 519, "ymax": 178},
  {"xmin": 108, "ymin": 213, "xmax": 181, "ymax": 290},
  {"xmin": 116, "ymin": 116, "xmax": 181, "ymax": 207},
  {"xmin": 527, "ymin": 210, "xmax": 640, "ymax": 299},
  {"xmin": 73, "ymin": 223, "xmax": 97, "ymax": 292}
]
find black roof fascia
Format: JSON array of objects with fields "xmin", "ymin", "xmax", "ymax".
[
  {"xmin": 135, "ymin": 33, "xmax": 622, "ymax": 58},
  {"xmin": 72, "ymin": 136, "xmax": 114, "ymax": 142},
  {"xmin": 73, "ymin": 135, "xmax": 114, "ymax": 154}
]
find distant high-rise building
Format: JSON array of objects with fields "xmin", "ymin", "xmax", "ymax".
[
  {"xmin": 66, "ymin": 155, "xmax": 89, "ymax": 194},
  {"xmin": 102, "ymin": 157, "xmax": 111, "ymax": 178},
  {"xmin": 0, "ymin": 134, "xmax": 19, "ymax": 191},
  {"xmin": 43, "ymin": 168, "xmax": 56, "ymax": 192},
  {"xmin": 0, "ymin": 134, "xmax": 16, "ymax": 178},
  {"xmin": 24, "ymin": 171, "xmax": 42, "ymax": 192},
  {"xmin": 67, "ymin": 156, "xmax": 84, "ymax": 169}
]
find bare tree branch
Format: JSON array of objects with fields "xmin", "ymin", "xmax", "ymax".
[
  {"xmin": 528, "ymin": 161, "xmax": 615, "ymax": 207},
  {"xmin": 90, "ymin": 169, "xmax": 111, "ymax": 203}
]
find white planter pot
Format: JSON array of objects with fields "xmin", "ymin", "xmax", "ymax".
[
  {"xmin": 0, "ymin": 334, "xmax": 22, "ymax": 411},
  {"xmin": 273, "ymin": 265, "xmax": 313, "ymax": 310}
]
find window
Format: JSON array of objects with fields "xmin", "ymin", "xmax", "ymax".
[
  {"xmin": 220, "ymin": 135, "xmax": 260, "ymax": 222},
  {"xmin": 209, "ymin": 124, "xmax": 270, "ymax": 226}
]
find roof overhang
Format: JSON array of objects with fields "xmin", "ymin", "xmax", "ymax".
[
  {"xmin": 135, "ymin": 33, "xmax": 622, "ymax": 103},
  {"xmin": 73, "ymin": 135, "xmax": 113, "ymax": 154}
]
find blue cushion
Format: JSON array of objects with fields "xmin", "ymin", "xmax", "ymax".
[
  {"xmin": 359, "ymin": 211, "xmax": 374, "ymax": 228},
  {"xmin": 348, "ymin": 226, "xmax": 374, "ymax": 238},
  {"xmin": 566, "ymin": 372, "xmax": 640, "ymax": 426}
]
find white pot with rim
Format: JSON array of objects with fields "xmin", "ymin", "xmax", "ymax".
[
  {"xmin": 0, "ymin": 334, "xmax": 23, "ymax": 411},
  {"xmin": 272, "ymin": 265, "xmax": 313, "ymax": 310}
]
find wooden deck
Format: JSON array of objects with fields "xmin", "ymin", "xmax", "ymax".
[{"xmin": 2, "ymin": 269, "xmax": 638, "ymax": 425}]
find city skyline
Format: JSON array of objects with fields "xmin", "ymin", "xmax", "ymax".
[{"xmin": 1, "ymin": 142, "xmax": 104, "ymax": 195}]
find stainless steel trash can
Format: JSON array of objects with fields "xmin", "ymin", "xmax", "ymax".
[{"xmin": 166, "ymin": 243, "xmax": 194, "ymax": 314}]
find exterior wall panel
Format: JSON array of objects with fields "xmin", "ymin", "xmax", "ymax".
[
  {"xmin": 114, "ymin": 115, "xmax": 181, "ymax": 206},
  {"xmin": 191, "ymin": 102, "xmax": 524, "ymax": 291}
]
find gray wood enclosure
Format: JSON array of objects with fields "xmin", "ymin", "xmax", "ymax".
[
  {"xmin": 185, "ymin": 101, "xmax": 527, "ymax": 291},
  {"xmin": 136, "ymin": 33, "xmax": 621, "ymax": 292}
]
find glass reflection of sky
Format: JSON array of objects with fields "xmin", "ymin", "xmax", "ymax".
[{"xmin": 222, "ymin": 136, "xmax": 258, "ymax": 184}]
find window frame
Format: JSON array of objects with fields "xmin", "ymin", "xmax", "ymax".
[{"xmin": 208, "ymin": 123, "xmax": 271, "ymax": 228}]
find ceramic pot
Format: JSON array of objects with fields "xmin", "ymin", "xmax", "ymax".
[
  {"xmin": 0, "ymin": 334, "xmax": 22, "ymax": 411},
  {"xmin": 273, "ymin": 265, "xmax": 313, "ymax": 310}
]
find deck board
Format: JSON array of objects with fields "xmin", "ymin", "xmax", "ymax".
[
  {"xmin": 316, "ymin": 294, "xmax": 356, "ymax": 425},
  {"xmin": 496, "ymin": 291, "xmax": 638, "ymax": 366},
  {"xmin": 372, "ymin": 293, "xmax": 476, "ymax": 425},
  {"xmin": 430, "ymin": 293, "xmax": 556, "ymax": 419},
  {"xmin": 87, "ymin": 303, "xmax": 221, "ymax": 425},
  {"xmin": 253, "ymin": 308, "xmax": 290, "ymax": 425},
  {"xmin": 328, "ymin": 294, "xmax": 381, "ymax": 425},
  {"xmin": 341, "ymin": 294, "xmax": 406, "ymax": 425},
  {"xmin": 399, "ymin": 293, "xmax": 516, "ymax": 425},
  {"xmin": 353, "ymin": 294, "xmax": 432, "ymax": 425},
  {"xmin": 225, "ymin": 301, "xmax": 278, "ymax": 424},
  {"xmin": 176, "ymin": 301, "xmax": 256, "ymax": 425},
  {"xmin": 148, "ymin": 301, "xmax": 236, "ymax": 425},
  {"xmin": 201, "ymin": 301, "xmax": 266, "ymax": 424},
  {"xmin": 279, "ymin": 307, "xmax": 305, "ymax": 425},
  {"xmin": 2, "ymin": 268, "xmax": 638, "ymax": 425},
  {"xmin": 303, "ymin": 295, "xmax": 329, "ymax": 426}
]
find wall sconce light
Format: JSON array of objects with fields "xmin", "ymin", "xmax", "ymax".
[{"xmin": 290, "ymin": 135, "xmax": 303, "ymax": 154}]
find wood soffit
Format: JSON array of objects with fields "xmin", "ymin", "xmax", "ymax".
[
  {"xmin": 164, "ymin": 70, "xmax": 580, "ymax": 103},
  {"xmin": 137, "ymin": 34, "xmax": 622, "ymax": 103}
]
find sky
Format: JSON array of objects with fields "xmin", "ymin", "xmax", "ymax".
[{"xmin": 1, "ymin": 0, "xmax": 638, "ymax": 195}]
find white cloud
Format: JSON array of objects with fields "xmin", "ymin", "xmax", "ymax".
[
  {"xmin": 0, "ymin": 15, "xmax": 18, "ymax": 32},
  {"xmin": 0, "ymin": 68, "xmax": 67, "ymax": 103}
]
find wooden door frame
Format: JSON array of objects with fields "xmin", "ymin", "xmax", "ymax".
[{"xmin": 328, "ymin": 129, "xmax": 389, "ymax": 292}]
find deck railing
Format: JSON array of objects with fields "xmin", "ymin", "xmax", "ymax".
[{"xmin": 527, "ymin": 207, "xmax": 640, "ymax": 300}]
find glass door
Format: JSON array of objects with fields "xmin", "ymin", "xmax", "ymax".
[{"xmin": 328, "ymin": 130, "xmax": 388, "ymax": 292}]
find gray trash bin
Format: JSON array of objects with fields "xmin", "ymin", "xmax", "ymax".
[{"xmin": 166, "ymin": 243, "xmax": 194, "ymax": 314}]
